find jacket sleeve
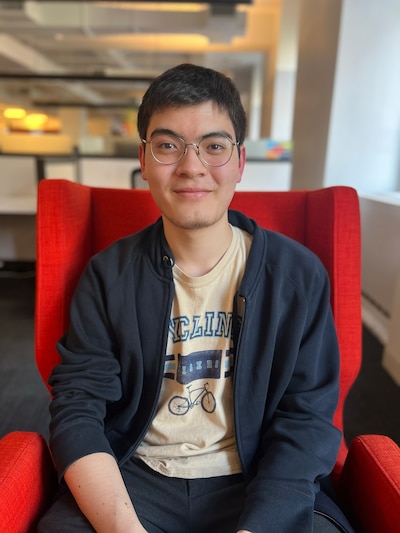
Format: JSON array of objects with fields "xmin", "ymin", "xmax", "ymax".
[
  {"xmin": 236, "ymin": 250, "xmax": 342, "ymax": 533},
  {"xmin": 48, "ymin": 255, "xmax": 124, "ymax": 479}
]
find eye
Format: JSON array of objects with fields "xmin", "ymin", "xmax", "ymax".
[
  {"xmin": 202, "ymin": 136, "xmax": 229, "ymax": 154},
  {"xmin": 208, "ymin": 142, "xmax": 225, "ymax": 151},
  {"xmin": 157, "ymin": 140, "xmax": 176, "ymax": 150},
  {"xmin": 159, "ymin": 141, "xmax": 175, "ymax": 151},
  {"xmin": 153, "ymin": 135, "xmax": 181, "ymax": 153}
]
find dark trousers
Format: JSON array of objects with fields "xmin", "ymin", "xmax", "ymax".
[{"xmin": 37, "ymin": 457, "xmax": 344, "ymax": 532}]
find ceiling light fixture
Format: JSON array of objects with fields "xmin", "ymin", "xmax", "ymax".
[
  {"xmin": 23, "ymin": 113, "xmax": 48, "ymax": 131},
  {"xmin": 3, "ymin": 108, "xmax": 27, "ymax": 119},
  {"xmin": 96, "ymin": 2, "xmax": 207, "ymax": 13}
]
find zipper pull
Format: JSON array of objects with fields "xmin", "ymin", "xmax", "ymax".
[
  {"xmin": 236, "ymin": 294, "xmax": 246, "ymax": 319},
  {"xmin": 163, "ymin": 255, "xmax": 174, "ymax": 268}
]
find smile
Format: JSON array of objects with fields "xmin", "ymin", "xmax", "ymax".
[{"xmin": 174, "ymin": 189, "xmax": 211, "ymax": 198}]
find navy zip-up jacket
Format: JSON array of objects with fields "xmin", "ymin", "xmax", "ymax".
[{"xmin": 48, "ymin": 210, "xmax": 347, "ymax": 532}]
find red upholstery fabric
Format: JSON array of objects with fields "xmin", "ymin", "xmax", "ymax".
[
  {"xmin": 306, "ymin": 188, "xmax": 362, "ymax": 474},
  {"xmin": 35, "ymin": 182, "xmax": 161, "ymax": 386},
  {"xmin": 0, "ymin": 432, "xmax": 56, "ymax": 533},
  {"xmin": 339, "ymin": 435, "xmax": 400, "ymax": 532},
  {"xmin": 1, "ymin": 179, "xmax": 397, "ymax": 531}
]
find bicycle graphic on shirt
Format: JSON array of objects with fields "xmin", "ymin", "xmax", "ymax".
[{"xmin": 168, "ymin": 382, "xmax": 217, "ymax": 415}]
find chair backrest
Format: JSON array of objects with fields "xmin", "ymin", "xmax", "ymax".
[{"xmin": 35, "ymin": 179, "xmax": 361, "ymax": 473}]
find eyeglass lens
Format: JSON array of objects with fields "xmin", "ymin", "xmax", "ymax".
[{"xmin": 149, "ymin": 133, "xmax": 236, "ymax": 167}]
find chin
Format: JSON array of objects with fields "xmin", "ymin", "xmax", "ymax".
[
  {"xmin": 166, "ymin": 212, "xmax": 214, "ymax": 230},
  {"xmin": 178, "ymin": 219, "xmax": 213, "ymax": 230}
]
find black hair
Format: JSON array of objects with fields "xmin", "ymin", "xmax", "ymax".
[{"xmin": 137, "ymin": 63, "xmax": 247, "ymax": 144}]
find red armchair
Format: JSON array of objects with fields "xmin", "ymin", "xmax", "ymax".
[{"xmin": 1, "ymin": 179, "xmax": 399, "ymax": 532}]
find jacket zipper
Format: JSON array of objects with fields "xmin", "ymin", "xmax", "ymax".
[
  {"xmin": 233, "ymin": 293, "xmax": 247, "ymax": 476},
  {"xmin": 126, "ymin": 276, "xmax": 175, "ymax": 458}
]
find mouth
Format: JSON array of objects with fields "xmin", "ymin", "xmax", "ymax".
[{"xmin": 173, "ymin": 188, "xmax": 211, "ymax": 199}]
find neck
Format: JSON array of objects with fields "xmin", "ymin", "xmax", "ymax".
[{"xmin": 163, "ymin": 217, "xmax": 232, "ymax": 277}]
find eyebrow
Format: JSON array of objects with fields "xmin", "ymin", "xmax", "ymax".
[
  {"xmin": 149, "ymin": 128, "xmax": 234, "ymax": 141},
  {"xmin": 149, "ymin": 128, "xmax": 178, "ymax": 139}
]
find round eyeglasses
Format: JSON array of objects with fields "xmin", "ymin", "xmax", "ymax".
[{"xmin": 141, "ymin": 133, "xmax": 240, "ymax": 167}]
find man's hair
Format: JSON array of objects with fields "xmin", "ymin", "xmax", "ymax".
[{"xmin": 137, "ymin": 63, "xmax": 247, "ymax": 144}]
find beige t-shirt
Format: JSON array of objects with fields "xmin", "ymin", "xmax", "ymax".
[{"xmin": 135, "ymin": 225, "xmax": 252, "ymax": 479}]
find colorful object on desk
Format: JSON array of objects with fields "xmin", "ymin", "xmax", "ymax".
[{"xmin": 264, "ymin": 140, "xmax": 292, "ymax": 160}]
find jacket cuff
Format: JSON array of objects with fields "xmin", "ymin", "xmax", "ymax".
[
  {"xmin": 237, "ymin": 483, "xmax": 314, "ymax": 533},
  {"xmin": 50, "ymin": 423, "xmax": 116, "ymax": 481}
]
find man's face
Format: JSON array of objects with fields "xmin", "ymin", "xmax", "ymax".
[{"xmin": 139, "ymin": 101, "xmax": 246, "ymax": 232}]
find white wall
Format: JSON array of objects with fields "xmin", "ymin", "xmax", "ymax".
[
  {"xmin": 270, "ymin": 0, "xmax": 300, "ymax": 141},
  {"xmin": 360, "ymin": 195, "xmax": 400, "ymax": 325},
  {"xmin": 0, "ymin": 156, "xmax": 37, "ymax": 198},
  {"xmin": 239, "ymin": 161, "xmax": 291, "ymax": 191},
  {"xmin": 0, "ymin": 156, "xmax": 37, "ymax": 262},
  {"xmin": 359, "ymin": 194, "xmax": 400, "ymax": 385},
  {"xmin": 290, "ymin": 0, "xmax": 342, "ymax": 190},
  {"xmin": 323, "ymin": 1, "xmax": 400, "ymax": 382},
  {"xmin": 79, "ymin": 158, "xmax": 140, "ymax": 189},
  {"xmin": 324, "ymin": 0, "xmax": 400, "ymax": 192}
]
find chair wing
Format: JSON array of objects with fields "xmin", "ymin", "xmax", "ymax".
[{"xmin": 35, "ymin": 180, "xmax": 160, "ymax": 386}]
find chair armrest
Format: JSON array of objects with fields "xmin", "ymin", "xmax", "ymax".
[
  {"xmin": 338, "ymin": 435, "xmax": 400, "ymax": 533},
  {"xmin": 0, "ymin": 432, "xmax": 57, "ymax": 533}
]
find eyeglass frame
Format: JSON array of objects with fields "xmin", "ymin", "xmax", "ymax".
[{"xmin": 141, "ymin": 131, "xmax": 241, "ymax": 168}]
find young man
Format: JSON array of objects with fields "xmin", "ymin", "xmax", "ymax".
[{"xmin": 38, "ymin": 64, "xmax": 353, "ymax": 533}]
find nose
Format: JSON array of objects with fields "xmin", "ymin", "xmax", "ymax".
[
  {"xmin": 183, "ymin": 143, "xmax": 201, "ymax": 158},
  {"xmin": 176, "ymin": 143, "xmax": 206, "ymax": 175}
]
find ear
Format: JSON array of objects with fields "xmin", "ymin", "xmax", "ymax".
[
  {"xmin": 236, "ymin": 144, "xmax": 246, "ymax": 184},
  {"xmin": 139, "ymin": 142, "xmax": 147, "ymax": 180}
]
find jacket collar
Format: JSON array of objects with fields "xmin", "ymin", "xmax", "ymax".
[{"xmin": 147, "ymin": 210, "xmax": 265, "ymax": 291}]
